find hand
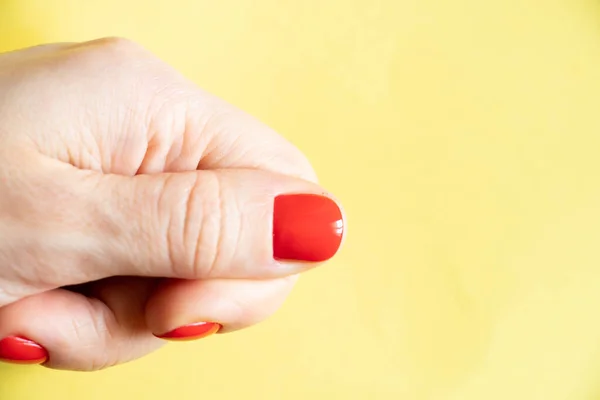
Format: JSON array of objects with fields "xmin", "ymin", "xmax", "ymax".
[{"xmin": 0, "ymin": 38, "xmax": 344, "ymax": 371}]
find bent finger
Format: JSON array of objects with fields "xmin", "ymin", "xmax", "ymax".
[
  {"xmin": 145, "ymin": 276, "xmax": 298, "ymax": 340},
  {"xmin": 0, "ymin": 278, "xmax": 162, "ymax": 371}
]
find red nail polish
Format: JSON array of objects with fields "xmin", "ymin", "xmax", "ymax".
[
  {"xmin": 273, "ymin": 194, "xmax": 344, "ymax": 262},
  {"xmin": 155, "ymin": 322, "xmax": 221, "ymax": 341},
  {"xmin": 0, "ymin": 336, "xmax": 48, "ymax": 365}
]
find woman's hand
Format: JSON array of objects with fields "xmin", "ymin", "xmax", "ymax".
[{"xmin": 0, "ymin": 38, "xmax": 344, "ymax": 371}]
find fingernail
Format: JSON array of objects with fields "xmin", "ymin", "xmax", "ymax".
[
  {"xmin": 0, "ymin": 336, "xmax": 48, "ymax": 365},
  {"xmin": 273, "ymin": 194, "xmax": 344, "ymax": 262},
  {"xmin": 155, "ymin": 322, "xmax": 221, "ymax": 341}
]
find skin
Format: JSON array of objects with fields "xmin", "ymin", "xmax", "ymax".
[{"xmin": 0, "ymin": 38, "xmax": 342, "ymax": 371}]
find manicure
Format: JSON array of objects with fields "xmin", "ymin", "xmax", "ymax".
[
  {"xmin": 273, "ymin": 194, "xmax": 344, "ymax": 262},
  {"xmin": 0, "ymin": 336, "xmax": 48, "ymax": 365},
  {"xmin": 154, "ymin": 322, "xmax": 221, "ymax": 341}
]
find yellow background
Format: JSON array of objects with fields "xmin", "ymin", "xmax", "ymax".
[{"xmin": 2, "ymin": 0, "xmax": 600, "ymax": 398}]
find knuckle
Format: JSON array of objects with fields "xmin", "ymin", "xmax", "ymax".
[
  {"xmin": 214, "ymin": 172, "xmax": 241, "ymax": 274},
  {"xmin": 176, "ymin": 171, "xmax": 237, "ymax": 279},
  {"xmin": 163, "ymin": 172, "xmax": 218, "ymax": 279},
  {"xmin": 84, "ymin": 36, "xmax": 142, "ymax": 56},
  {"xmin": 191, "ymin": 172, "xmax": 223, "ymax": 278},
  {"xmin": 60, "ymin": 37, "xmax": 146, "ymax": 76},
  {"xmin": 227, "ymin": 279, "xmax": 298, "ymax": 330},
  {"xmin": 227, "ymin": 295, "xmax": 256, "ymax": 326},
  {"xmin": 59, "ymin": 300, "xmax": 117, "ymax": 371},
  {"xmin": 158, "ymin": 174, "xmax": 179, "ymax": 273},
  {"xmin": 71, "ymin": 299, "xmax": 114, "ymax": 345}
]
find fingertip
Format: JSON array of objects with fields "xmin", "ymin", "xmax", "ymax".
[
  {"xmin": 0, "ymin": 336, "xmax": 48, "ymax": 366},
  {"xmin": 273, "ymin": 193, "xmax": 345, "ymax": 263},
  {"xmin": 154, "ymin": 322, "xmax": 222, "ymax": 342},
  {"xmin": 146, "ymin": 277, "xmax": 297, "ymax": 342}
]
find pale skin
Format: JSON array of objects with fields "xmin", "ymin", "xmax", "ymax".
[{"xmin": 0, "ymin": 38, "xmax": 344, "ymax": 371}]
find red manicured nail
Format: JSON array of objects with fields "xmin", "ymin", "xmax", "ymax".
[
  {"xmin": 0, "ymin": 336, "xmax": 48, "ymax": 365},
  {"xmin": 155, "ymin": 322, "xmax": 221, "ymax": 341},
  {"xmin": 273, "ymin": 194, "xmax": 344, "ymax": 262}
]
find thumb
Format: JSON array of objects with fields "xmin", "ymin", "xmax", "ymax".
[{"xmin": 84, "ymin": 168, "xmax": 344, "ymax": 281}]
